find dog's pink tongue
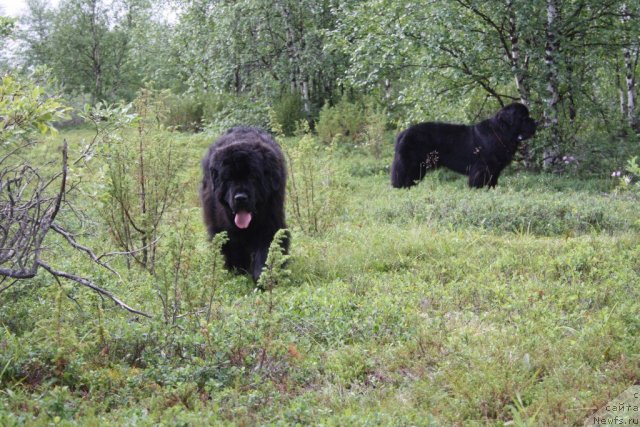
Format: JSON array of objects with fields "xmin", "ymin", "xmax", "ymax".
[{"xmin": 234, "ymin": 211, "xmax": 252, "ymax": 229}]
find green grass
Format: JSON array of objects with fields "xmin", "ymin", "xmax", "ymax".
[{"xmin": 1, "ymin": 128, "xmax": 639, "ymax": 426}]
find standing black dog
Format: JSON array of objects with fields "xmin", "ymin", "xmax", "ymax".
[
  {"xmin": 200, "ymin": 127, "xmax": 288, "ymax": 282},
  {"xmin": 391, "ymin": 103, "xmax": 537, "ymax": 188}
]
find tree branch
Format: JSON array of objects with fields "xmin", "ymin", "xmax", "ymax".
[{"xmin": 37, "ymin": 260, "xmax": 151, "ymax": 318}]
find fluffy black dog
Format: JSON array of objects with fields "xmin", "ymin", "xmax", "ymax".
[
  {"xmin": 200, "ymin": 127, "xmax": 288, "ymax": 282},
  {"xmin": 391, "ymin": 103, "xmax": 537, "ymax": 188}
]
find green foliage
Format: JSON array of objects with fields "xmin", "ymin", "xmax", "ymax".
[
  {"xmin": 0, "ymin": 70, "xmax": 68, "ymax": 144},
  {"xmin": 201, "ymin": 93, "xmax": 270, "ymax": 134},
  {"xmin": 171, "ymin": 0, "xmax": 344, "ymax": 115},
  {"xmin": 94, "ymin": 88, "xmax": 183, "ymax": 272},
  {"xmin": 18, "ymin": 0, "xmax": 181, "ymax": 102},
  {"xmin": 363, "ymin": 102, "xmax": 388, "ymax": 159},
  {"xmin": 2, "ymin": 123, "xmax": 640, "ymax": 424},
  {"xmin": 163, "ymin": 93, "xmax": 204, "ymax": 132},
  {"xmin": 0, "ymin": 16, "xmax": 15, "ymax": 39},
  {"xmin": 13, "ymin": 0, "xmax": 639, "ymax": 172},
  {"xmin": 155, "ymin": 214, "xmax": 229, "ymax": 325},
  {"xmin": 257, "ymin": 229, "xmax": 291, "ymax": 291},
  {"xmin": 271, "ymin": 92, "xmax": 306, "ymax": 136},
  {"xmin": 316, "ymin": 98, "xmax": 365, "ymax": 145},
  {"xmin": 615, "ymin": 156, "xmax": 640, "ymax": 203},
  {"xmin": 284, "ymin": 125, "xmax": 345, "ymax": 235}
]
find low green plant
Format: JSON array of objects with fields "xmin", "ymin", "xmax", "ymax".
[
  {"xmin": 363, "ymin": 103, "xmax": 388, "ymax": 159},
  {"xmin": 201, "ymin": 93, "xmax": 270, "ymax": 134},
  {"xmin": 163, "ymin": 93, "xmax": 204, "ymax": 132},
  {"xmin": 284, "ymin": 122, "xmax": 344, "ymax": 235},
  {"xmin": 272, "ymin": 92, "xmax": 306, "ymax": 136},
  {"xmin": 615, "ymin": 156, "xmax": 640, "ymax": 193},
  {"xmin": 257, "ymin": 229, "xmax": 291, "ymax": 292},
  {"xmin": 316, "ymin": 98, "xmax": 365, "ymax": 145}
]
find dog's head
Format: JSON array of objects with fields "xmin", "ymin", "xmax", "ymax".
[
  {"xmin": 207, "ymin": 137, "xmax": 283, "ymax": 230},
  {"xmin": 496, "ymin": 103, "xmax": 537, "ymax": 142}
]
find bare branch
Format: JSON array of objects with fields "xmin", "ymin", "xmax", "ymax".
[
  {"xmin": 1, "ymin": 141, "xmax": 149, "ymax": 318},
  {"xmin": 37, "ymin": 260, "xmax": 151, "ymax": 318},
  {"xmin": 50, "ymin": 223, "xmax": 122, "ymax": 279}
]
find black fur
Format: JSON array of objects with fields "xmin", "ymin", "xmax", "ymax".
[
  {"xmin": 391, "ymin": 103, "xmax": 537, "ymax": 188},
  {"xmin": 200, "ymin": 127, "xmax": 288, "ymax": 282}
]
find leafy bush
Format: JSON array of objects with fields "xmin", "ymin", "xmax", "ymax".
[
  {"xmin": 615, "ymin": 156, "xmax": 640, "ymax": 194},
  {"xmin": 201, "ymin": 93, "xmax": 270, "ymax": 135},
  {"xmin": 94, "ymin": 88, "xmax": 184, "ymax": 273},
  {"xmin": 0, "ymin": 70, "xmax": 68, "ymax": 144},
  {"xmin": 316, "ymin": 98, "xmax": 365, "ymax": 145},
  {"xmin": 163, "ymin": 93, "xmax": 205, "ymax": 132},
  {"xmin": 363, "ymin": 103, "xmax": 388, "ymax": 159},
  {"xmin": 271, "ymin": 92, "xmax": 306, "ymax": 136},
  {"xmin": 284, "ymin": 124, "xmax": 345, "ymax": 235}
]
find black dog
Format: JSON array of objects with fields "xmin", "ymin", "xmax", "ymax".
[
  {"xmin": 391, "ymin": 103, "xmax": 537, "ymax": 188},
  {"xmin": 200, "ymin": 127, "xmax": 288, "ymax": 282}
]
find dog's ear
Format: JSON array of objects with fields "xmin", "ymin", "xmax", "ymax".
[
  {"xmin": 210, "ymin": 166, "xmax": 221, "ymax": 187},
  {"xmin": 260, "ymin": 148, "xmax": 284, "ymax": 193},
  {"xmin": 266, "ymin": 166, "xmax": 282, "ymax": 193}
]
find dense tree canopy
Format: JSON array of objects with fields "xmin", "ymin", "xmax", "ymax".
[{"xmin": 5, "ymin": 0, "xmax": 639, "ymax": 166}]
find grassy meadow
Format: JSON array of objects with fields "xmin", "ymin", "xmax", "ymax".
[{"xmin": 1, "ymin": 125, "xmax": 640, "ymax": 426}]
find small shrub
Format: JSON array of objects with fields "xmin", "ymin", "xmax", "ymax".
[
  {"xmin": 95, "ymin": 88, "xmax": 183, "ymax": 273},
  {"xmin": 285, "ymin": 122, "xmax": 345, "ymax": 235},
  {"xmin": 272, "ymin": 92, "xmax": 306, "ymax": 136},
  {"xmin": 363, "ymin": 103, "xmax": 387, "ymax": 159},
  {"xmin": 163, "ymin": 94, "xmax": 204, "ymax": 132},
  {"xmin": 316, "ymin": 101, "xmax": 342, "ymax": 144},
  {"xmin": 316, "ymin": 98, "xmax": 365, "ymax": 145},
  {"xmin": 201, "ymin": 93, "xmax": 270, "ymax": 134},
  {"xmin": 615, "ymin": 156, "xmax": 640, "ymax": 195},
  {"xmin": 257, "ymin": 229, "xmax": 291, "ymax": 292}
]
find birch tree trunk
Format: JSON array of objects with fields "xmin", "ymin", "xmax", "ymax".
[
  {"xmin": 543, "ymin": 0, "xmax": 561, "ymax": 170},
  {"xmin": 620, "ymin": 4, "xmax": 638, "ymax": 131},
  {"xmin": 506, "ymin": 0, "xmax": 530, "ymax": 107},
  {"xmin": 623, "ymin": 47, "xmax": 637, "ymax": 128},
  {"xmin": 280, "ymin": 2, "xmax": 300, "ymax": 95},
  {"xmin": 506, "ymin": 0, "xmax": 535, "ymax": 168},
  {"xmin": 89, "ymin": 0, "xmax": 102, "ymax": 105},
  {"xmin": 618, "ymin": 63, "xmax": 628, "ymax": 120}
]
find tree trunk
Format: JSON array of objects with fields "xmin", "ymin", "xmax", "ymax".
[
  {"xmin": 302, "ymin": 79, "xmax": 310, "ymax": 115},
  {"xmin": 617, "ymin": 63, "xmax": 628, "ymax": 120},
  {"xmin": 543, "ymin": 0, "xmax": 561, "ymax": 170},
  {"xmin": 506, "ymin": 0, "xmax": 530, "ymax": 107},
  {"xmin": 89, "ymin": 0, "xmax": 102, "ymax": 105},
  {"xmin": 621, "ymin": 4, "xmax": 638, "ymax": 130},
  {"xmin": 624, "ymin": 47, "xmax": 638, "ymax": 130},
  {"xmin": 280, "ymin": 3, "xmax": 299, "ymax": 94},
  {"xmin": 506, "ymin": 0, "xmax": 535, "ymax": 168}
]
